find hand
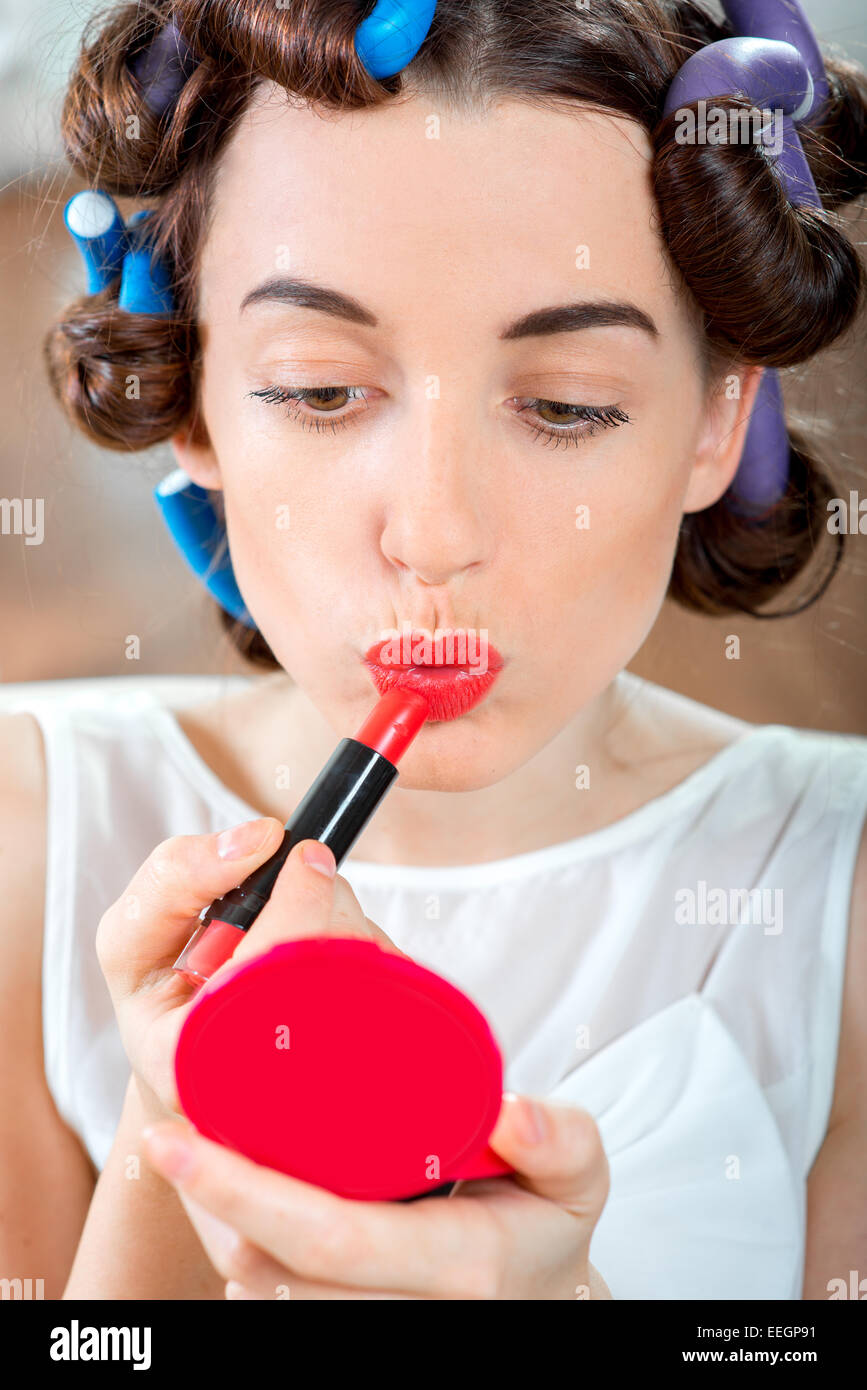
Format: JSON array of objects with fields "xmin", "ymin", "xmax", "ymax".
[
  {"xmin": 96, "ymin": 819, "xmax": 401, "ymax": 1119},
  {"xmin": 142, "ymin": 1093, "xmax": 612, "ymax": 1300}
]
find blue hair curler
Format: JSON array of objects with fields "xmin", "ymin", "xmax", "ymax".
[
  {"xmin": 119, "ymin": 215, "xmax": 249, "ymax": 623},
  {"xmin": 119, "ymin": 210, "xmax": 175, "ymax": 315},
  {"xmin": 154, "ymin": 471, "xmax": 253, "ymax": 625},
  {"xmin": 63, "ymin": 190, "xmax": 127, "ymax": 294},
  {"xmin": 355, "ymin": 0, "xmax": 437, "ymax": 79},
  {"xmin": 64, "ymin": 199, "xmax": 250, "ymax": 623}
]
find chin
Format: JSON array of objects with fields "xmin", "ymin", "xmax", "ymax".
[{"xmin": 389, "ymin": 706, "xmax": 529, "ymax": 794}]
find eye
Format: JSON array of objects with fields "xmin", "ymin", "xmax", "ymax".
[
  {"xmin": 247, "ymin": 385, "xmax": 369, "ymax": 434},
  {"xmin": 510, "ymin": 398, "xmax": 631, "ymax": 448},
  {"xmin": 248, "ymin": 384, "xmax": 631, "ymax": 448}
]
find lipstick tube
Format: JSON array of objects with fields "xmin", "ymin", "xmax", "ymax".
[{"xmin": 173, "ymin": 688, "xmax": 429, "ymax": 986}]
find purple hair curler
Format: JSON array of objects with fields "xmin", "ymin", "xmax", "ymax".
[
  {"xmin": 663, "ymin": 36, "xmax": 823, "ymax": 208},
  {"xmin": 127, "ymin": 18, "xmax": 198, "ymax": 117},
  {"xmin": 664, "ymin": 0, "xmax": 829, "ymax": 514},
  {"xmin": 722, "ymin": 0, "xmax": 830, "ymax": 120}
]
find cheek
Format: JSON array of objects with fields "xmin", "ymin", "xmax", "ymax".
[
  {"xmin": 219, "ymin": 453, "xmax": 380, "ymax": 683},
  {"xmin": 204, "ymin": 375, "xmax": 373, "ymax": 608},
  {"xmin": 505, "ymin": 425, "xmax": 691, "ymax": 631},
  {"xmin": 227, "ymin": 488, "xmax": 363, "ymax": 612}
]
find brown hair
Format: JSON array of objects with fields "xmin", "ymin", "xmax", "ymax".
[{"xmin": 44, "ymin": 0, "xmax": 867, "ymax": 668}]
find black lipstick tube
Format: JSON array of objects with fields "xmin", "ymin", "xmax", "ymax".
[{"xmin": 173, "ymin": 689, "xmax": 428, "ymax": 987}]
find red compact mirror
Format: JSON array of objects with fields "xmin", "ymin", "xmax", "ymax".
[{"xmin": 174, "ymin": 937, "xmax": 514, "ymax": 1201}]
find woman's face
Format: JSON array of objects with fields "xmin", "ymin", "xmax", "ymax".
[{"xmin": 176, "ymin": 83, "xmax": 760, "ymax": 791}]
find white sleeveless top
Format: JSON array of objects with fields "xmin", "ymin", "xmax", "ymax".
[{"xmin": 27, "ymin": 674, "xmax": 867, "ymax": 1301}]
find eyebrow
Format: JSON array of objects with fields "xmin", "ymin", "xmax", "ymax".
[
  {"xmin": 240, "ymin": 276, "xmax": 659, "ymax": 341},
  {"xmin": 240, "ymin": 277, "xmax": 377, "ymax": 327},
  {"xmin": 501, "ymin": 299, "xmax": 659, "ymax": 341}
]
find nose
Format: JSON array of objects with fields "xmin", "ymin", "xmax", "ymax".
[{"xmin": 379, "ymin": 396, "xmax": 494, "ymax": 589}]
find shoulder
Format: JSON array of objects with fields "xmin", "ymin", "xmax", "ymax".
[
  {"xmin": 803, "ymin": 810, "xmax": 867, "ymax": 1294},
  {"xmin": 0, "ymin": 712, "xmax": 97, "ymax": 1294},
  {"xmin": 621, "ymin": 675, "xmax": 867, "ymax": 799},
  {"xmin": 0, "ymin": 713, "xmax": 49, "ymax": 1111},
  {"xmin": 0, "ymin": 707, "xmax": 46, "ymax": 783},
  {"xmin": 826, "ymin": 811, "xmax": 867, "ymax": 1132},
  {"xmin": 0, "ymin": 711, "xmax": 47, "ymax": 927}
]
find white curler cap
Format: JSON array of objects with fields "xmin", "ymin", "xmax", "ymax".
[{"xmin": 65, "ymin": 190, "xmax": 118, "ymax": 239}]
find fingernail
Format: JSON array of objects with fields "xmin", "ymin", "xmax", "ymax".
[
  {"xmin": 302, "ymin": 841, "xmax": 336, "ymax": 878},
  {"xmin": 217, "ymin": 818, "xmax": 272, "ymax": 860},
  {"xmin": 225, "ymin": 1279, "xmax": 255, "ymax": 1300},
  {"xmin": 142, "ymin": 1125, "xmax": 196, "ymax": 1179},
  {"xmin": 504, "ymin": 1093, "xmax": 547, "ymax": 1146}
]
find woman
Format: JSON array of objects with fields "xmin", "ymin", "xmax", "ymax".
[{"xmin": 1, "ymin": 0, "xmax": 865, "ymax": 1299}]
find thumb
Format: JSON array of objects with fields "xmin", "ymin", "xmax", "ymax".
[
  {"xmin": 486, "ymin": 1093, "xmax": 609, "ymax": 1220},
  {"xmin": 227, "ymin": 838, "xmax": 338, "ymax": 968}
]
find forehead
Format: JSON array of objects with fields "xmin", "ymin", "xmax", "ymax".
[{"xmin": 201, "ymin": 81, "xmax": 675, "ymax": 334}]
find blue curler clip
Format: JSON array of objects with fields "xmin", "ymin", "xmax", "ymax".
[
  {"xmin": 64, "ymin": 191, "xmax": 252, "ymax": 624},
  {"xmin": 126, "ymin": 222, "xmax": 252, "ymax": 624},
  {"xmin": 63, "ymin": 190, "xmax": 127, "ymax": 294},
  {"xmin": 119, "ymin": 210, "xmax": 175, "ymax": 315},
  {"xmin": 155, "ymin": 471, "xmax": 253, "ymax": 626},
  {"xmin": 355, "ymin": 0, "xmax": 437, "ymax": 79}
]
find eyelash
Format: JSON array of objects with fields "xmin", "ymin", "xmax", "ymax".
[{"xmin": 246, "ymin": 385, "xmax": 630, "ymax": 448}]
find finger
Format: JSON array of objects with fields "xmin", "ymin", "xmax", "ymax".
[
  {"xmin": 486, "ymin": 1094, "xmax": 610, "ymax": 1221},
  {"xmin": 229, "ymin": 841, "xmax": 404, "ymax": 966},
  {"xmin": 326, "ymin": 876, "xmax": 370, "ymax": 934},
  {"xmin": 363, "ymin": 915, "xmax": 410, "ymax": 958},
  {"xmin": 183, "ymin": 1201, "xmax": 419, "ymax": 1298},
  {"xmin": 228, "ymin": 839, "xmax": 338, "ymax": 967},
  {"xmin": 97, "ymin": 818, "xmax": 285, "ymax": 994},
  {"xmin": 225, "ymin": 1279, "xmax": 422, "ymax": 1301},
  {"xmin": 226, "ymin": 1273, "xmax": 422, "ymax": 1295},
  {"xmin": 322, "ymin": 884, "xmax": 406, "ymax": 956},
  {"xmin": 143, "ymin": 1120, "xmax": 503, "ymax": 1299}
]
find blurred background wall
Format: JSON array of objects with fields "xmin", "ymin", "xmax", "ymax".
[{"xmin": 0, "ymin": 0, "xmax": 864, "ymax": 728}]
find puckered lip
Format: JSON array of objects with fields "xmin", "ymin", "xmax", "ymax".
[{"xmin": 362, "ymin": 633, "xmax": 504, "ymax": 721}]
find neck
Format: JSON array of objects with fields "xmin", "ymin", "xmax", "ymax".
[{"xmin": 211, "ymin": 669, "xmax": 635, "ymax": 867}]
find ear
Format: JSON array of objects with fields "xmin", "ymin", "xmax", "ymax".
[
  {"xmin": 682, "ymin": 364, "xmax": 765, "ymax": 513},
  {"xmin": 170, "ymin": 418, "xmax": 223, "ymax": 491}
]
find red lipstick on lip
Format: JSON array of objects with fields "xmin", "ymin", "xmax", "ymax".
[
  {"xmin": 173, "ymin": 689, "xmax": 429, "ymax": 988},
  {"xmin": 364, "ymin": 632, "xmax": 504, "ymax": 721}
]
